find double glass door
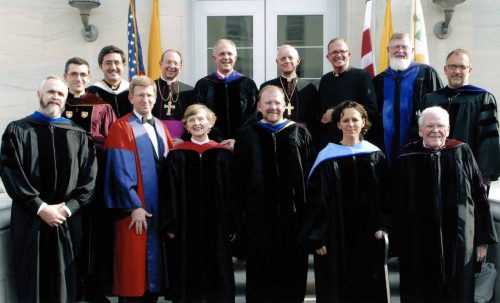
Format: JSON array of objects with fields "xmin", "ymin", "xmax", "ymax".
[{"xmin": 194, "ymin": 0, "xmax": 338, "ymax": 87}]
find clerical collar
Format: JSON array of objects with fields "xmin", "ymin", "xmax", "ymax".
[
  {"xmin": 281, "ymin": 75, "xmax": 297, "ymax": 82},
  {"xmin": 133, "ymin": 110, "xmax": 153, "ymax": 121},
  {"xmin": 160, "ymin": 76, "xmax": 176, "ymax": 86},
  {"xmin": 191, "ymin": 137, "xmax": 210, "ymax": 145},
  {"xmin": 333, "ymin": 66, "xmax": 351, "ymax": 77},
  {"xmin": 32, "ymin": 111, "xmax": 71, "ymax": 124}
]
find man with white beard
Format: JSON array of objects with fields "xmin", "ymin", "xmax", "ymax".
[
  {"xmin": 373, "ymin": 32, "xmax": 443, "ymax": 165},
  {"xmin": 0, "ymin": 76, "xmax": 97, "ymax": 303}
]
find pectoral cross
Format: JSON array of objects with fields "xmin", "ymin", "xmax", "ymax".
[
  {"xmin": 285, "ymin": 102, "xmax": 294, "ymax": 116},
  {"xmin": 164, "ymin": 101, "xmax": 176, "ymax": 116}
]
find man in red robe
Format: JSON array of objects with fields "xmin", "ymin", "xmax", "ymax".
[{"xmin": 105, "ymin": 76, "xmax": 172, "ymax": 302}]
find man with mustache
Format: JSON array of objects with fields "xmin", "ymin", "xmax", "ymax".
[
  {"xmin": 421, "ymin": 49, "xmax": 500, "ymax": 188},
  {"xmin": 0, "ymin": 76, "xmax": 97, "ymax": 303},
  {"xmin": 88, "ymin": 45, "xmax": 131, "ymax": 118},
  {"xmin": 373, "ymin": 32, "xmax": 443, "ymax": 165},
  {"xmin": 233, "ymin": 85, "xmax": 315, "ymax": 303},
  {"xmin": 152, "ymin": 49, "xmax": 194, "ymax": 146},
  {"xmin": 194, "ymin": 38, "xmax": 258, "ymax": 151},
  {"xmin": 317, "ymin": 37, "xmax": 377, "ymax": 149}
]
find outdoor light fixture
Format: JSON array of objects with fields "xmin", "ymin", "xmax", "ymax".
[
  {"xmin": 433, "ymin": 0, "xmax": 466, "ymax": 39},
  {"xmin": 69, "ymin": 0, "xmax": 101, "ymax": 42}
]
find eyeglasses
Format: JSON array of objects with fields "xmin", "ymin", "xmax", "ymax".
[
  {"xmin": 68, "ymin": 72, "xmax": 89, "ymax": 79},
  {"xmin": 423, "ymin": 124, "xmax": 448, "ymax": 131},
  {"xmin": 389, "ymin": 45, "xmax": 411, "ymax": 51},
  {"xmin": 328, "ymin": 50, "xmax": 349, "ymax": 56},
  {"xmin": 446, "ymin": 64, "xmax": 470, "ymax": 71}
]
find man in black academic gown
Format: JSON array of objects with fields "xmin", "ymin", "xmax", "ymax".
[
  {"xmin": 373, "ymin": 32, "xmax": 443, "ymax": 164},
  {"xmin": 233, "ymin": 85, "xmax": 315, "ymax": 303},
  {"xmin": 152, "ymin": 49, "xmax": 194, "ymax": 145},
  {"xmin": 88, "ymin": 45, "xmax": 131, "ymax": 118},
  {"xmin": 394, "ymin": 106, "xmax": 497, "ymax": 303},
  {"xmin": 318, "ymin": 37, "xmax": 377, "ymax": 148},
  {"xmin": 194, "ymin": 38, "xmax": 258, "ymax": 151},
  {"xmin": 63, "ymin": 57, "xmax": 117, "ymax": 302},
  {"xmin": 260, "ymin": 44, "xmax": 318, "ymax": 133},
  {"xmin": 0, "ymin": 76, "xmax": 97, "ymax": 303},
  {"xmin": 422, "ymin": 48, "xmax": 500, "ymax": 186}
]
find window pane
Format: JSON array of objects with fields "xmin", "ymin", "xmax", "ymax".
[
  {"xmin": 277, "ymin": 15, "xmax": 323, "ymax": 86},
  {"xmin": 207, "ymin": 16, "xmax": 253, "ymax": 77}
]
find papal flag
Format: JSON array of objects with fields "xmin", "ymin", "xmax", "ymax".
[
  {"xmin": 411, "ymin": 0, "xmax": 429, "ymax": 64},
  {"xmin": 378, "ymin": 0, "xmax": 393, "ymax": 72},
  {"xmin": 148, "ymin": 0, "xmax": 163, "ymax": 79},
  {"xmin": 361, "ymin": 0, "xmax": 375, "ymax": 78}
]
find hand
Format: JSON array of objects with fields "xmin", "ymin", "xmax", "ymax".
[
  {"xmin": 477, "ymin": 245, "xmax": 488, "ymax": 262},
  {"xmin": 166, "ymin": 232, "xmax": 175, "ymax": 239},
  {"xmin": 374, "ymin": 230, "xmax": 384, "ymax": 240},
  {"xmin": 172, "ymin": 138, "xmax": 184, "ymax": 147},
  {"xmin": 128, "ymin": 208, "xmax": 152, "ymax": 235},
  {"xmin": 39, "ymin": 202, "xmax": 67, "ymax": 227},
  {"xmin": 315, "ymin": 246, "xmax": 327, "ymax": 255},
  {"xmin": 321, "ymin": 109, "xmax": 334, "ymax": 124},
  {"xmin": 220, "ymin": 139, "xmax": 235, "ymax": 151}
]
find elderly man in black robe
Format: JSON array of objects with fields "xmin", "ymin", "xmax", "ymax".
[
  {"xmin": 422, "ymin": 48, "xmax": 500, "ymax": 187},
  {"xmin": 194, "ymin": 38, "xmax": 258, "ymax": 151},
  {"xmin": 373, "ymin": 32, "xmax": 443, "ymax": 165},
  {"xmin": 233, "ymin": 85, "xmax": 315, "ymax": 303},
  {"xmin": 394, "ymin": 106, "xmax": 497, "ymax": 303},
  {"xmin": 0, "ymin": 76, "xmax": 97, "ymax": 303}
]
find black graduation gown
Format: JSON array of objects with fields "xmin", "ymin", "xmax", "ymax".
[
  {"xmin": 194, "ymin": 74, "xmax": 258, "ymax": 141},
  {"xmin": 317, "ymin": 67, "xmax": 378, "ymax": 148},
  {"xmin": 372, "ymin": 64, "xmax": 443, "ymax": 156},
  {"xmin": 422, "ymin": 87, "xmax": 500, "ymax": 184},
  {"xmin": 162, "ymin": 141, "xmax": 236, "ymax": 303},
  {"xmin": 302, "ymin": 144, "xmax": 389, "ymax": 303},
  {"xmin": 0, "ymin": 116, "xmax": 97, "ymax": 303},
  {"xmin": 233, "ymin": 121, "xmax": 315, "ymax": 303},
  {"xmin": 88, "ymin": 81, "xmax": 131, "ymax": 118},
  {"xmin": 394, "ymin": 140, "xmax": 497, "ymax": 303},
  {"xmin": 260, "ymin": 77, "xmax": 319, "ymax": 127},
  {"xmin": 153, "ymin": 79, "xmax": 194, "ymax": 121}
]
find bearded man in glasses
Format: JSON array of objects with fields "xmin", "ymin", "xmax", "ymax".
[
  {"xmin": 422, "ymin": 49, "xmax": 500, "ymax": 188},
  {"xmin": 373, "ymin": 32, "xmax": 443, "ymax": 165}
]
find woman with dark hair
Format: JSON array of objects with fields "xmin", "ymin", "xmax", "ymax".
[
  {"xmin": 302, "ymin": 101, "xmax": 390, "ymax": 303},
  {"xmin": 162, "ymin": 104, "xmax": 236, "ymax": 303}
]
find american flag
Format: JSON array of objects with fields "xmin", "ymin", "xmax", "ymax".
[
  {"xmin": 361, "ymin": 0, "xmax": 375, "ymax": 78},
  {"xmin": 127, "ymin": 0, "xmax": 145, "ymax": 80}
]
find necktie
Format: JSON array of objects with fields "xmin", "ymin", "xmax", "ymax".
[{"xmin": 142, "ymin": 117, "xmax": 155, "ymax": 126}]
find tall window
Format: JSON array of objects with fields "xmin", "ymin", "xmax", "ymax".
[{"xmin": 207, "ymin": 16, "xmax": 254, "ymax": 77}]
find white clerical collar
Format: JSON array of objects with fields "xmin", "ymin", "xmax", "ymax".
[
  {"xmin": 281, "ymin": 75, "xmax": 297, "ymax": 82},
  {"xmin": 191, "ymin": 137, "xmax": 210, "ymax": 145},
  {"xmin": 216, "ymin": 70, "xmax": 233, "ymax": 78},
  {"xmin": 333, "ymin": 66, "xmax": 350, "ymax": 77},
  {"xmin": 133, "ymin": 110, "xmax": 153, "ymax": 121},
  {"xmin": 160, "ymin": 75, "xmax": 176, "ymax": 86}
]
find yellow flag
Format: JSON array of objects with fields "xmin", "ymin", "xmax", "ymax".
[
  {"xmin": 378, "ymin": 0, "xmax": 393, "ymax": 73},
  {"xmin": 148, "ymin": 0, "xmax": 163, "ymax": 79}
]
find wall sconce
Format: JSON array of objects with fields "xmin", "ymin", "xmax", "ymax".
[
  {"xmin": 69, "ymin": 0, "xmax": 101, "ymax": 42},
  {"xmin": 432, "ymin": 0, "xmax": 466, "ymax": 39}
]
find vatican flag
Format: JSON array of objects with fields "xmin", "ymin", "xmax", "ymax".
[
  {"xmin": 378, "ymin": 0, "xmax": 393, "ymax": 72},
  {"xmin": 411, "ymin": 0, "xmax": 429, "ymax": 64},
  {"xmin": 148, "ymin": 0, "xmax": 163, "ymax": 79}
]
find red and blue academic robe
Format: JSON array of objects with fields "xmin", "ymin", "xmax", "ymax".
[{"xmin": 104, "ymin": 113, "xmax": 173, "ymax": 296}]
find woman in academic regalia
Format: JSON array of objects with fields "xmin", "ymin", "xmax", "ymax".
[
  {"xmin": 162, "ymin": 104, "xmax": 236, "ymax": 303},
  {"xmin": 302, "ymin": 101, "xmax": 389, "ymax": 303}
]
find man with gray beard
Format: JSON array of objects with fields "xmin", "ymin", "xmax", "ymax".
[
  {"xmin": 373, "ymin": 32, "xmax": 443, "ymax": 165},
  {"xmin": 0, "ymin": 76, "xmax": 97, "ymax": 303}
]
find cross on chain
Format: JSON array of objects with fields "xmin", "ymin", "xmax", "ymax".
[
  {"xmin": 164, "ymin": 101, "xmax": 176, "ymax": 116},
  {"xmin": 284, "ymin": 102, "xmax": 294, "ymax": 116}
]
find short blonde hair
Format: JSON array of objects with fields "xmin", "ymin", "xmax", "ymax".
[
  {"xmin": 182, "ymin": 104, "xmax": 217, "ymax": 126},
  {"xmin": 129, "ymin": 76, "xmax": 156, "ymax": 95}
]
